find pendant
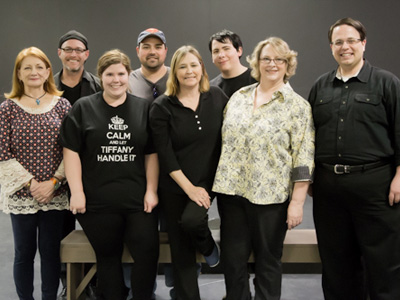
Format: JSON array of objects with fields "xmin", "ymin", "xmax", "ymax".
[{"xmin": 36, "ymin": 99, "xmax": 40, "ymax": 105}]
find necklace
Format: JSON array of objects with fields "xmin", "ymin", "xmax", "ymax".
[{"xmin": 23, "ymin": 92, "xmax": 46, "ymax": 105}]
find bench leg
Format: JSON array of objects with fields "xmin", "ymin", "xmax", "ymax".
[
  {"xmin": 75, "ymin": 264, "xmax": 97, "ymax": 298},
  {"xmin": 67, "ymin": 262, "xmax": 86, "ymax": 300}
]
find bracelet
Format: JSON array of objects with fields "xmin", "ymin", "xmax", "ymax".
[
  {"xmin": 51, "ymin": 177, "xmax": 61, "ymax": 191},
  {"xmin": 25, "ymin": 179, "xmax": 33, "ymax": 190}
]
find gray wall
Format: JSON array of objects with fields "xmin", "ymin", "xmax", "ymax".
[{"xmin": 1, "ymin": 0, "xmax": 399, "ymax": 100}]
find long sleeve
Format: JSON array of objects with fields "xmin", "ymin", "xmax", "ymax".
[{"xmin": 149, "ymin": 98, "xmax": 182, "ymax": 174}]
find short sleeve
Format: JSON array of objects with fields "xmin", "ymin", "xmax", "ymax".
[{"xmin": 59, "ymin": 103, "xmax": 83, "ymax": 153}]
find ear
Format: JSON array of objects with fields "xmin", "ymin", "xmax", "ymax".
[
  {"xmin": 237, "ymin": 46, "xmax": 243, "ymax": 57},
  {"xmin": 44, "ymin": 68, "xmax": 50, "ymax": 81},
  {"xmin": 136, "ymin": 46, "xmax": 140, "ymax": 56},
  {"xmin": 57, "ymin": 48, "xmax": 62, "ymax": 57},
  {"xmin": 362, "ymin": 38, "xmax": 367, "ymax": 52}
]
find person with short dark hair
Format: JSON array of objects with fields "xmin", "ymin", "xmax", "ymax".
[
  {"xmin": 308, "ymin": 17, "xmax": 400, "ymax": 299},
  {"xmin": 60, "ymin": 49, "xmax": 159, "ymax": 300},
  {"xmin": 0, "ymin": 46, "xmax": 71, "ymax": 300},
  {"xmin": 209, "ymin": 29, "xmax": 256, "ymax": 97}
]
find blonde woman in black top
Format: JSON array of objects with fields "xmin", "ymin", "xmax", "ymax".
[{"xmin": 150, "ymin": 45, "xmax": 228, "ymax": 300}]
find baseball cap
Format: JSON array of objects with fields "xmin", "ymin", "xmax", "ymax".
[{"xmin": 137, "ymin": 28, "xmax": 166, "ymax": 45}]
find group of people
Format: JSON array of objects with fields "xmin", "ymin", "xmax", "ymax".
[{"xmin": 0, "ymin": 17, "xmax": 399, "ymax": 300}]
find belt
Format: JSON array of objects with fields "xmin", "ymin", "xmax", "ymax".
[{"xmin": 319, "ymin": 160, "xmax": 390, "ymax": 175}]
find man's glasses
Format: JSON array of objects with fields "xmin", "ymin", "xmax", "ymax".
[
  {"xmin": 152, "ymin": 85, "xmax": 159, "ymax": 99},
  {"xmin": 331, "ymin": 38, "xmax": 362, "ymax": 47},
  {"xmin": 61, "ymin": 48, "xmax": 87, "ymax": 54}
]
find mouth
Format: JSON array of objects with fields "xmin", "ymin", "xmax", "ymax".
[{"xmin": 340, "ymin": 53, "xmax": 353, "ymax": 57}]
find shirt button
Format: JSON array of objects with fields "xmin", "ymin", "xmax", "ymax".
[
  {"xmin": 197, "ymin": 121, "xmax": 200, "ymax": 124},
  {"xmin": 340, "ymin": 119, "xmax": 344, "ymax": 122},
  {"xmin": 338, "ymin": 154, "xmax": 342, "ymax": 157},
  {"xmin": 342, "ymin": 101, "xmax": 346, "ymax": 104},
  {"xmin": 345, "ymin": 86, "xmax": 348, "ymax": 89},
  {"xmin": 195, "ymin": 115, "xmax": 198, "ymax": 118},
  {"xmin": 338, "ymin": 136, "xmax": 342, "ymax": 140},
  {"xmin": 320, "ymin": 99, "xmax": 323, "ymax": 103},
  {"xmin": 198, "ymin": 127, "xmax": 202, "ymax": 130}
]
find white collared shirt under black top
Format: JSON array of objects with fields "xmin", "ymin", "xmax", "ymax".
[
  {"xmin": 308, "ymin": 60, "xmax": 400, "ymax": 166},
  {"xmin": 150, "ymin": 86, "xmax": 229, "ymax": 195}
]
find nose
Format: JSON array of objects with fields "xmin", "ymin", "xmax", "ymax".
[{"xmin": 268, "ymin": 59, "xmax": 277, "ymax": 66}]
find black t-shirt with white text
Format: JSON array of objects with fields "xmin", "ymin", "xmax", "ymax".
[{"xmin": 60, "ymin": 92, "xmax": 154, "ymax": 212}]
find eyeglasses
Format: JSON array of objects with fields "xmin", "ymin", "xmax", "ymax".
[
  {"xmin": 331, "ymin": 38, "xmax": 362, "ymax": 47},
  {"xmin": 61, "ymin": 48, "xmax": 87, "ymax": 54},
  {"xmin": 259, "ymin": 57, "xmax": 287, "ymax": 65},
  {"xmin": 152, "ymin": 85, "xmax": 159, "ymax": 99}
]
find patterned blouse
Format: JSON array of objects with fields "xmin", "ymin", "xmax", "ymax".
[
  {"xmin": 0, "ymin": 96, "xmax": 71, "ymax": 214},
  {"xmin": 212, "ymin": 83, "xmax": 315, "ymax": 205}
]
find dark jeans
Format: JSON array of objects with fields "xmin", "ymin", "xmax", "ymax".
[
  {"xmin": 11, "ymin": 210, "xmax": 65, "ymax": 300},
  {"xmin": 313, "ymin": 163, "xmax": 400, "ymax": 300},
  {"xmin": 77, "ymin": 210, "xmax": 159, "ymax": 300},
  {"xmin": 159, "ymin": 189, "xmax": 215, "ymax": 300},
  {"xmin": 217, "ymin": 195, "xmax": 288, "ymax": 300}
]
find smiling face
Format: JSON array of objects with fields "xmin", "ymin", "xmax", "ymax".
[
  {"xmin": 58, "ymin": 39, "xmax": 89, "ymax": 73},
  {"xmin": 330, "ymin": 24, "xmax": 366, "ymax": 73},
  {"xmin": 258, "ymin": 44, "xmax": 287, "ymax": 85},
  {"xmin": 176, "ymin": 52, "xmax": 203, "ymax": 90},
  {"xmin": 101, "ymin": 63, "xmax": 129, "ymax": 100},
  {"xmin": 211, "ymin": 39, "xmax": 242, "ymax": 74},
  {"xmin": 136, "ymin": 36, "xmax": 167, "ymax": 71},
  {"xmin": 18, "ymin": 56, "xmax": 50, "ymax": 89}
]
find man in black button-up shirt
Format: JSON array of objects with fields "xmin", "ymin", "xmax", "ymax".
[{"xmin": 309, "ymin": 18, "xmax": 400, "ymax": 299}]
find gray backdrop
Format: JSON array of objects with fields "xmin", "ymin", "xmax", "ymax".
[{"xmin": 1, "ymin": 0, "xmax": 399, "ymax": 100}]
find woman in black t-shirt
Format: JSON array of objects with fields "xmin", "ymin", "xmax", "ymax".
[{"xmin": 60, "ymin": 49, "xmax": 159, "ymax": 300}]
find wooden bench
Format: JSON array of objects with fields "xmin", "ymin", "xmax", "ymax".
[{"xmin": 60, "ymin": 229, "xmax": 320, "ymax": 300}]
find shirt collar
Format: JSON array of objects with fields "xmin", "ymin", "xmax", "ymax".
[
  {"xmin": 330, "ymin": 59, "xmax": 370, "ymax": 83},
  {"xmin": 241, "ymin": 82, "xmax": 293, "ymax": 105}
]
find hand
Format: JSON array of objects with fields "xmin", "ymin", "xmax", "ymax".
[
  {"xmin": 30, "ymin": 179, "xmax": 54, "ymax": 204},
  {"xmin": 389, "ymin": 173, "xmax": 400, "ymax": 206},
  {"xmin": 144, "ymin": 190, "xmax": 158, "ymax": 213},
  {"xmin": 287, "ymin": 201, "xmax": 304, "ymax": 230},
  {"xmin": 70, "ymin": 191, "xmax": 86, "ymax": 214},
  {"xmin": 187, "ymin": 186, "xmax": 211, "ymax": 209}
]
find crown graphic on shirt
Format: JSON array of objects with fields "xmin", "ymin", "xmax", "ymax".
[{"xmin": 111, "ymin": 115, "xmax": 124, "ymax": 125}]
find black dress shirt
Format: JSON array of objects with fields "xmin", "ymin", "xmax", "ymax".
[
  {"xmin": 308, "ymin": 60, "xmax": 400, "ymax": 166},
  {"xmin": 150, "ymin": 86, "xmax": 228, "ymax": 194}
]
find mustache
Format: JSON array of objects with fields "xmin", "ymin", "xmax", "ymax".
[{"xmin": 146, "ymin": 55, "xmax": 158, "ymax": 59}]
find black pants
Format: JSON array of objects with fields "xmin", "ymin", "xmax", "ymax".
[
  {"xmin": 218, "ymin": 195, "xmax": 288, "ymax": 300},
  {"xmin": 313, "ymin": 163, "xmax": 400, "ymax": 300},
  {"xmin": 77, "ymin": 210, "xmax": 159, "ymax": 300},
  {"xmin": 159, "ymin": 189, "xmax": 215, "ymax": 300}
]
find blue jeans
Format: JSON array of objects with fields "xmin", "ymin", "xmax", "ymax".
[{"xmin": 11, "ymin": 210, "xmax": 64, "ymax": 300}]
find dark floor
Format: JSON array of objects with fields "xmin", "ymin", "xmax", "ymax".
[{"xmin": 0, "ymin": 197, "xmax": 324, "ymax": 300}]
